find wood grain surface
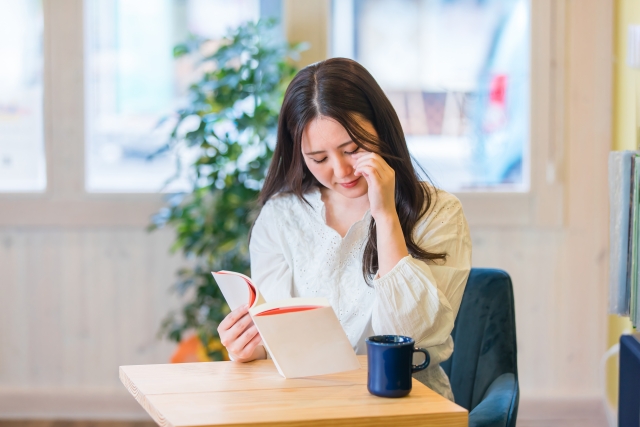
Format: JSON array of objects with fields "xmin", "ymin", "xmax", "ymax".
[{"xmin": 120, "ymin": 355, "xmax": 467, "ymax": 427}]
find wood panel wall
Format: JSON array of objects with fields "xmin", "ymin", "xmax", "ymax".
[
  {"xmin": 473, "ymin": 0, "xmax": 613, "ymax": 398},
  {"xmin": 0, "ymin": 228, "xmax": 185, "ymax": 390}
]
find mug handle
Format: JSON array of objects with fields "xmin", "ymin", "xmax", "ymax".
[{"xmin": 412, "ymin": 347, "xmax": 430, "ymax": 373}]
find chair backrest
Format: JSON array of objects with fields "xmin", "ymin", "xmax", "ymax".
[{"xmin": 440, "ymin": 268, "xmax": 518, "ymax": 412}]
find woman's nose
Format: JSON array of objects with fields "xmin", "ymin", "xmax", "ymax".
[{"xmin": 333, "ymin": 157, "xmax": 353, "ymax": 179}]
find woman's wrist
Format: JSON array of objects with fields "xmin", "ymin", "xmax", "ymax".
[
  {"xmin": 375, "ymin": 210, "xmax": 409, "ymax": 277},
  {"xmin": 372, "ymin": 209, "xmax": 400, "ymax": 228}
]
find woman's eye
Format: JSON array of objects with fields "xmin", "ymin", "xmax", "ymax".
[
  {"xmin": 345, "ymin": 147, "xmax": 360, "ymax": 155},
  {"xmin": 312, "ymin": 157, "xmax": 327, "ymax": 164}
]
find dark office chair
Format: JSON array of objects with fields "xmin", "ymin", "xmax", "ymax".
[{"xmin": 440, "ymin": 268, "xmax": 519, "ymax": 427}]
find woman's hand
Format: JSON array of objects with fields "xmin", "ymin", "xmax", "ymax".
[
  {"xmin": 354, "ymin": 152, "xmax": 396, "ymax": 221},
  {"xmin": 354, "ymin": 151, "xmax": 409, "ymax": 277},
  {"xmin": 217, "ymin": 304, "xmax": 266, "ymax": 362}
]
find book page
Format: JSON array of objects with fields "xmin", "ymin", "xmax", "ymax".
[
  {"xmin": 251, "ymin": 297, "xmax": 329, "ymax": 315},
  {"xmin": 212, "ymin": 271, "xmax": 264, "ymax": 311},
  {"xmin": 250, "ymin": 301, "xmax": 361, "ymax": 378}
]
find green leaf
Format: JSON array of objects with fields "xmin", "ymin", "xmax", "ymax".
[{"xmin": 153, "ymin": 18, "xmax": 302, "ymax": 354}]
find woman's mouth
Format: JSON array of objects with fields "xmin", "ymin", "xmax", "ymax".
[{"xmin": 339, "ymin": 178, "xmax": 360, "ymax": 188}]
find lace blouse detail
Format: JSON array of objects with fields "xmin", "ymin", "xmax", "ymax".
[{"xmin": 249, "ymin": 185, "xmax": 472, "ymax": 400}]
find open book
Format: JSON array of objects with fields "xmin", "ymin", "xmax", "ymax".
[{"xmin": 212, "ymin": 271, "xmax": 361, "ymax": 378}]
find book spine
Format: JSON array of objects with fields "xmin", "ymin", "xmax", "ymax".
[
  {"xmin": 610, "ymin": 151, "xmax": 632, "ymax": 315},
  {"xmin": 631, "ymin": 155, "xmax": 640, "ymax": 325},
  {"xmin": 626, "ymin": 155, "xmax": 636, "ymax": 318}
]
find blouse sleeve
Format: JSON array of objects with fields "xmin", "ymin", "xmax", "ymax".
[
  {"xmin": 249, "ymin": 200, "xmax": 295, "ymax": 302},
  {"xmin": 371, "ymin": 191, "xmax": 471, "ymax": 364}
]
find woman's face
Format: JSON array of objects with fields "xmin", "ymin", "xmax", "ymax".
[{"xmin": 301, "ymin": 115, "xmax": 375, "ymax": 199}]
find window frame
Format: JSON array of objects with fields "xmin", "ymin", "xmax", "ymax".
[
  {"xmin": 0, "ymin": 0, "xmax": 564, "ymax": 228},
  {"xmin": 457, "ymin": 0, "xmax": 565, "ymax": 228}
]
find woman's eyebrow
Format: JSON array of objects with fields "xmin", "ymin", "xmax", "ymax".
[{"xmin": 304, "ymin": 140, "xmax": 354, "ymax": 155}]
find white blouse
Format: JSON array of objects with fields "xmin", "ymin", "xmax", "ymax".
[{"xmin": 249, "ymin": 185, "xmax": 472, "ymax": 399}]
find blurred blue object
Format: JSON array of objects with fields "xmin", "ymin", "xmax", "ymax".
[
  {"xmin": 471, "ymin": 0, "xmax": 530, "ymax": 187},
  {"xmin": 619, "ymin": 335, "xmax": 640, "ymax": 427}
]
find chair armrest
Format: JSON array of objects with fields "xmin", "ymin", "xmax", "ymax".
[{"xmin": 469, "ymin": 373, "xmax": 519, "ymax": 427}]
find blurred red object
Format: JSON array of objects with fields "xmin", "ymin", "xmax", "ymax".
[
  {"xmin": 170, "ymin": 335, "xmax": 210, "ymax": 363},
  {"xmin": 170, "ymin": 335, "xmax": 229, "ymax": 363},
  {"xmin": 490, "ymin": 74, "xmax": 507, "ymax": 105}
]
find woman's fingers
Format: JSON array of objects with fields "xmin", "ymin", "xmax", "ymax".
[
  {"xmin": 230, "ymin": 325, "xmax": 260, "ymax": 358},
  {"xmin": 244, "ymin": 332, "xmax": 263, "ymax": 356},
  {"xmin": 217, "ymin": 305, "xmax": 265, "ymax": 363},
  {"xmin": 352, "ymin": 150, "xmax": 372, "ymax": 161},
  {"xmin": 236, "ymin": 324, "xmax": 259, "ymax": 349},
  {"xmin": 353, "ymin": 151, "xmax": 397, "ymax": 219},
  {"xmin": 355, "ymin": 157, "xmax": 389, "ymax": 180},
  {"xmin": 355, "ymin": 165, "xmax": 382, "ymax": 182},
  {"xmin": 218, "ymin": 311, "xmax": 255, "ymax": 349},
  {"xmin": 232, "ymin": 330, "xmax": 264, "ymax": 362},
  {"xmin": 218, "ymin": 304, "xmax": 248, "ymax": 332},
  {"xmin": 354, "ymin": 152, "xmax": 376, "ymax": 165},
  {"xmin": 355, "ymin": 154, "xmax": 392, "ymax": 175},
  {"xmin": 355, "ymin": 159, "xmax": 383, "ymax": 173},
  {"xmin": 225, "ymin": 313, "xmax": 254, "ymax": 342}
]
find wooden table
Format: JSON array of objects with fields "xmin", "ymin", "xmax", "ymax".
[{"xmin": 120, "ymin": 355, "xmax": 467, "ymax": 427}]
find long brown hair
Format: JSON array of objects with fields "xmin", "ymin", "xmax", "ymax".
[{"xmin": 259, "ymin": 58, "xmax": 446, "ymax": 282}]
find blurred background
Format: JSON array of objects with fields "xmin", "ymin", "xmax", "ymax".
[{"xmin": 0, "ymin": 0, "xmax": 630, "ymax": 425}]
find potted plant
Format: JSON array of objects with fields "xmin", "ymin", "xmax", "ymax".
[{"xmin": 149, "ymin": 19, "xmax": 305, "ymax": 361}]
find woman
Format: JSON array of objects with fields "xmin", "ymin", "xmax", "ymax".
[{"xmin": 218, "ymin": 58, "xmax": 471, "ymax": 400}]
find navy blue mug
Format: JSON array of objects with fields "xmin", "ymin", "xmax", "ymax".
[{"xmin": 365, "ymin": 335, "xmax": 430, "ymax": 398}]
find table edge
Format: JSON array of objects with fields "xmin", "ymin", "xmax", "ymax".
[
  {"xmin": 161, "ymin": 411, "xmax": 468, "ymax": 427},
  {"xmin": 119, "ymin": 366, "xmax": 175, "ymax": 427}
]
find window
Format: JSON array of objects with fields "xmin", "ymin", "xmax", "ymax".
[
  {"xmin": 0, "ymin": 0, "xmax": 45, "ymax": 192},
  {"xmin": 332, "ymin": 0, "xmax": 530, "ymax": 192},
  {"xmin": 84, "ymin": 0, "xmax": 260, "ymax": 192}
]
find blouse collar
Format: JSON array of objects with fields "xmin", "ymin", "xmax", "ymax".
[
  {"xmin": 302, "ymin": 186, "xmax": 325, "ymax": 218},
  {"xmin": 303, "ymin": 186, "xmax": 372, "ymax": 229}
]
